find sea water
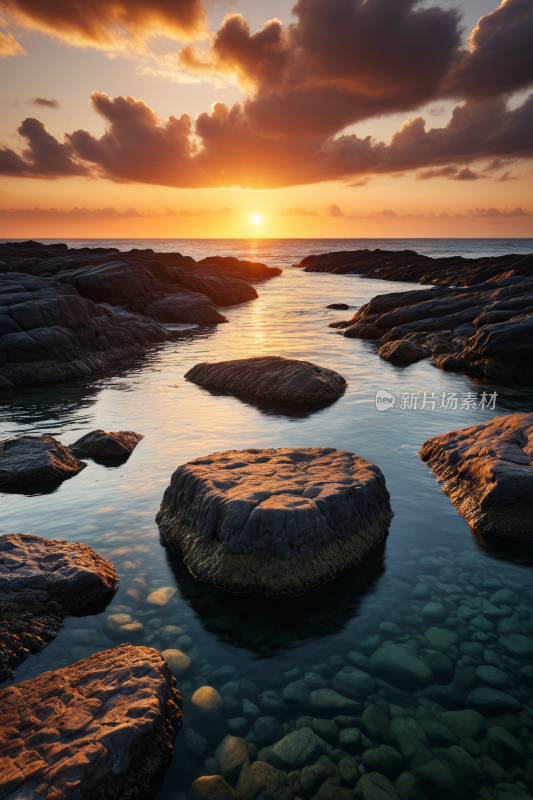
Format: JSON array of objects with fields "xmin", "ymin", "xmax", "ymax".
[{"xmin": 1, "ymin": 238, "xmax": 533, "ymax": 799}]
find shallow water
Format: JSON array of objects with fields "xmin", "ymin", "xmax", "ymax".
[{"xmin": 2, "ymin": 239, "xmax": 533, "ymax": 799}]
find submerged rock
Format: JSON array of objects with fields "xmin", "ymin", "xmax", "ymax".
[
  {"xmin": 0, "ymin": 644, "xmax": 182, "ymax": 799},
  {"xmin": 0, "ymin": 433, "xmax": 85, "ymax": 487},
  {"xmin": 0, "ymin": 533, "xmax": 118, "ymax": 680},
  {"xmin": 184, "ymin": 356, "xmax": 347, "ymax": 404},
  {"xmin": 156, "ymin": 447, "xmax": 393, "ymax": 597},
  {"xmin": 69, "ymin": 429, "xmax": 143, "ymax": 459},
  {"xmin": 419, "ymin": 412, "xmax": 533, "ymax": 540}
]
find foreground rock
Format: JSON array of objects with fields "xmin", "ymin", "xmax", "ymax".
[
  {"xmin": 0, "ymin": 645, "xmax": 182, "ymax": 799},
  {"xmin": 185, "ymin": 356, "xmax": 347, "ymax": 404},
  {"xmin": 420, "ymin": 413, "xmax": 533, "ymax": 540},
  {"xmin": 0, "ymin": 242, "xmax": 282, "ymax": 386},
  {"xmin": 0, "ymin": 434, "xmax": 86, "ymax": 487},
  {"xmin": 0, "ymin": 533, "xmax": 118, "ymax": 680},
  {"xmin": 156, "ymin": 447, "xmax": 392, "ymax": 597},
  {"xmin": 69, "ymin": 429, "xmax": 143, "ymax": 459}
]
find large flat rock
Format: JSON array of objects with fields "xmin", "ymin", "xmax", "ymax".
[
  {"xmin": 156, "ymin": 447, "xmax": 393, "ymax": 597},
  {"xmin": 0, "ymin": 645, "xmax": 183, "ymax": 799},
  {"xmin": 419, "ymin": 412, "xmax": 533, "ymax": 540},
  {"xmin": 185, "ymin": 356, "xmax": 347, "ymax": 404},
  {"xmin": 0, "ymin": 434, "xmax": 86, "ymax": 487},
  {"xmin": 0, "ymin": 533, "xmax": 118, "ymax": 680}
]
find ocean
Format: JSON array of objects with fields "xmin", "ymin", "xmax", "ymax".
[{"xmin": 2, "ymin": 238, "xmax": 533, "ymax": 799}]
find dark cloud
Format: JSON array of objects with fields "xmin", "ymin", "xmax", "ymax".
[
  {"xmin": 416, "ymin": 165, "xmax": 482, "ymax": 181},
  {"xmin": 29, "ymin": 97, "xmax": 59, "ymax": 108},
  {"xmin": 0, "ymin": 0, "xmax": 207, "ymax": 48},
  {"xmin": 0, "ymin": 118, "xmax": 89, "ymax": 177},
  {"xmin": 468, "ymin": 206, "xmax": 531, "ymax": 218},
  {"xmin": 0, "ymin": 30, "xmax": 26, "ymax": 55}
]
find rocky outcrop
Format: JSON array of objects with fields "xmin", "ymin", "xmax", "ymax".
[
  {"xmin": 0, "ymin": 533, "xmax": 118, "ymax": 680},
  {"xmin": 185, "ymin": 356, "xmax": 347, "ymax": 404},
  {"xmin": 69, "ymin": 429, "xmax": 143, "ymax": 459},
  {"xmin": 296, "ymin": 248, "xmax": 533, "ymax": 287},
  {"xmin": 156, "ymin": 447, "xmax": 393, "ymax": 597},
  {"xmin": 0, "ymin": 644, "xmax": 182, "ymax": 799},
  {"xmin": 0, "ymin": 434, "xmax": 86, "ymax": 487},
  {"xmin": 419, "ymin": 413, "xmax": 533, "ymax": 540},
  {"xmin": 0, "ymin": 242, "xmax": 282, "ymax": 386}
]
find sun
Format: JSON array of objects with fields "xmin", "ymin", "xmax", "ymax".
[{"xmin": 253, "ymin": 215, "xmax": 261, "ymax": 224}]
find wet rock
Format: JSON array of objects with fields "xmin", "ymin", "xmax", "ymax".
[
  {"xmin": 293, "ymin": 764, "xmax": 338, "ymax": 798},
  {"xmin": 476, "ymin": 665, "xmax": 509, "ymax": 688},
  {"xmin": 422, "ymin": 627, "xmax": 458, "ymax": 651},
  {"xmin": 362, "ymin": 746, "xmax": 403, "ymax": 779},
  {"xmin": 412, "ymin": 757, "xmax": 465, "ymax": 799},
  {"xmin": 486, "ymin": 726, "xmax": 525, "ymax": 763},
  {"xmin": 378, "ymin": 340, "xmax": 428, "ymax": 365},
  {"xmin": 478, "ymin": 755, "xmax": 506, "ymax": 783},
  {"xmin": 448, "ymin": 745, "xmax": 485, "ymax": 784},
  {"xmin": 388, "ymin": 719, "xmax": 432, "ymax": 769},
  {"xmin": 418, "ymin": 719, "xmax": 458, "ymax": 746},
  {"xmin": 338, "ymin": 728, "xmax": 373, "ymax": 755},
  {"xmin": 191, "ymin": 775, "xmax": 236, "ymax": 800},
  {"xmin": 282, "ymin": 680, "xmax": 311, "ymax": 705},
  {"xmin": 192, "ymin": 686, "xmax": 223, "ymax": 724},
  {"xmin": 161, "ymin": 649, "xmax": 191, "ymax": 677},
  {"xmin": 0, "ymin": 433, "xmax": 86, "ymax": 487},
  {"xmin": 0, "ymin": 376, "xmax": 14, "ymax": 389},
  {"xmin": 69, "ymin": 429, "xmax": 143, "ymax": 459},
  {"xmin": 499, "ymin": 632, "xmax": 533, "ymax": 658},
  {"xmin": 311, "ymin": 719, "xmax": 340, "ymax": 744},
  {"xmin": 185, "ymin": 356, "xmax": 347, "ymax": 404},
  {"xmin": 333, "ymin": 667, "xmax": 375, "ymax": 698},
  {"xmin": 156, "ymin": 447, "xmax": 392, "ymax": 598},
  {"xmin": 354, "ymin": 772, "xmax": 401, "ymax": 799},
  {"xmin": 243, "ymin": 699, "xmax": 261, "ymax": 719},
  {"xmin": 235, "ymin": 760, "xmax": 293, "ymax": 800},
  {"xmin": 0, "ymin": 533, "xmax": 118, "ymax": 680},
  {"xmin": 258, "ymin": 691, "xmax": 286, "ymax": 714},
  {"xmin": 442, "ymin": 709, "xmax": 487, "ymax": 740},
  {"xmin": 343, "ymin": 323, "xmax": 381, "ymax": 340},
  {"xmin": 184, "ymin": 727, "xmax": 209, "ymax": 757},
  {"xmin": 338, "ymin": 756, "xmax": 360, "ymax": 786},
  {"xmin": 394, "ymin": 772, "xmax": 423, "ymax": 800},
  {"xmin": 420, "ymin": 681, "xmax": 467, "ymax": 709},
  {"xmin": 420, "ymin": 603, "xmax": 446, "ymax": 622},
  {"xmin": 147, "ymin": 586, "xmax": 177, "ymax": 606},
  {"xmin": 0, "ymin": 644, "xmax": 182, "ymax": 799},
  {"xmin": 419, "ymin": 413, "xmax": 533, "ymax": 541},
  {"xmin": 490, "ymin": 589, "xmax": 520, "ymax": 606},
  {"xmin": 309, "ymin": 689, "xmax": 362, "ymax": 713},
  {"xmin": 327, "ymin": 303, "xmax": 350, "ymax": 310},
  {"xmin": 106, "ymin": 613, "xmax": 144, "ymax": 639},
  {"xmin": 228, "ymin": 718, "xmax": 248, "ymax": 734},
  {"xmin": 215, "ymin": 736, "xmax": 250, "ymax": 784},
  {"xmin": 420, "ymin": 650, "xmax": 454, "ymax": 683},
  {"xmin": 370, "ymin": 644, "xmax": 433, "ymax": 690},
  {"xmin": 467, "ymin": 687, "xmax": 521, "ymax": 715},
  {"xmin": 259, "ymin": 728, "xmax": 327, "ymax": 770},
  {"xmin": 253, "ymin": 717, "xmax": 283, "ymax": 747}
]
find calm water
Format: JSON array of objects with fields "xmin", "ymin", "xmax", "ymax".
[{"xmin": 2, "ymin": 239, "xmax": 533, "ymax": 799}]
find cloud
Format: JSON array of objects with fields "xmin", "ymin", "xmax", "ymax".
[
  {"xmin": 280, "ymin": 207, "xmax": 319, "ymax": 216},
  {"xmin": 29, "ymin": 97, "xmax": 59, "ymax": 108},
  {"xmin": 416, "ymin": 165, "xmax": 482, "ymax": 181},
  {"xmin": 346, "ymin": 177, "xmax": 371, "ymax": 187},
  {"xmin": 175, "ymin": 205, "xmax": 236, "ymax": 216},
  {"xmin": 0, "ymin": 0, "xmax": 207, "ymax": 51},
  {"xmin": 467, "ymin": 206, "xmax": 532, "ymax": 218},
  {"xmin": 429, "ymin": 107, "xmax": 446, "ymax": 117},
  {"xmin": 328, "ymin": 203, "xmax": 343, "ymax": 217},
  {"xmin": 495, "ymin": 171, "xmax": 522, "ymax": 182},
  {"xmin": 0, "ymin": 30, "xmax": 26, "ymax": 56},
  {"xmin": 0, "ymin": 205, "xmax": 238, "ymax": 219},
  {"xmin": 0, "ymin": 117, "xmax": 89, "ymax": 178}
]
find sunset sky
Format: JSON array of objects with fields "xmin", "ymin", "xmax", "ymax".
[{"xmin": 0, "ymin": 0, "xmax": 532, "ymax": 238}]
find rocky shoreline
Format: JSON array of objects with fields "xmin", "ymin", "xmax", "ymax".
[{"xmin": 0, "ymin": 241, "xmax": 281, "ymax": 387}]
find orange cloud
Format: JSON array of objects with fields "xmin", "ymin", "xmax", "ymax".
[
  {"xmin": 0, "ymin": 0, "xmax": 207, "ymax": 50},
  {"xmin": 0, "ymin": 205, "xmax": 236, "ymax": 218},
  {"xmin": 0, "ymin": 30, "xmax": 26, "ymax": 56}
]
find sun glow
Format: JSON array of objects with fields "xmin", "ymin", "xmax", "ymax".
[{"xmin": 253, "ymin": 215, "xmax": 261, "ymax": 224}]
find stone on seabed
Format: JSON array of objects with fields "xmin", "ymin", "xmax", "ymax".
[
  {"xmin": 0, "ymin": 645, "xmax": 182, "ymax": 800},
  {"xmin": 156, "ymin": 446, "xmax": 393, "ymax": 597}
]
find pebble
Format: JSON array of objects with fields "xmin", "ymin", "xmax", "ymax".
[
  {"xmin": 308, "ymin": 689, "xmax": 361, "ymax": 713},
  {"xmin": 214, "ymin": 736, "xmax": 249, "ymax": 784},
  {"xmin": 476, "ymin": 665, "xmax": 509, "ymax": 688},
  {"xmin": 466, "ymin": 686, "xmax": 521, "ymax": 715},
  {"xmin": 242, "ymin": 699, "xmax": 260, "ymax": 719},
  {"xmin": 161, "ymin": 649, "xmax": 191, "ymax": 677},
  {"xmin": 333, "ymin": 667, "xmax": 375, "ymax": 698},
  {"xmin": 259, "ymin": 728, "xmax": 326, "ymax": 770},
  {"xmin": 420, "ymin": 603, "xmax": 446, "ymax": 622},
  {"xmin": 227, "ymin": 718, "xmax": 248, "ymax": 734},
  {"xmin": 361, "ymin": 745, "xmax": 403, "ymax": 778},
  {"xmin": 253, "ymin": 716, "xmax": 283, "ymax": 746},
  {"xmin": 282, "ymin": 680, "xmax": 310, "ymax": 705},
  {"xmin": 192, "ymin": 687, "xmax": 223, "ymax": 721},
  {"xmin": 191, "ymin": 775, "xmax": 235, "ymax": 800},
  {"xmin": 146, "ymin": 586, "xmax": 177, "ymax": 606}
]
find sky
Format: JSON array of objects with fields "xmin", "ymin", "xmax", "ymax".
[{"xmin": 0, "ymin": 0, "xmax": 532, "ymax": 239}]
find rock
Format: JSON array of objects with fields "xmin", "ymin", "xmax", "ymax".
[
  {"xmin": 192, "ymin": 686, "xmax": 223, "ymax": 722},
  {"xmin": 69, "ymin": 429, "xmax": 143, "ymax": 459},
  {"xmin": 0, "ymin": 645, "xmax": 182, "ymax": 799},
  {"xmin": 184, "ymin": 356, "xmax": 347, "ymax": 404},
  {"xmin": 243, "ymin": 699, "xmax": 261, "ymax": 719},
  {"xmin": 362, "ymin": 705, "xmax": 390, "ymax": 742},
  {"xmin": 478, "ymin": 755, "xmax": 506, "ymax": 783},
  {"xmin": 333, "ymin": 667, "xmax": 375, "ymax": 698},
  {"xmin": 161, "ymin": 649, "xmax": 191, "ymax": 677},
  {"xmin": 354, "ymin": 772, "xmax": 401, "ymax": 799},
  {"xmin": 420, "ymin": 650, "xmax": 454, "ymax": 683},
  {"xmin": 311, "ymin": 719, "xmax": 339, "ymax": 744},
  {"xmin": 419, "ymin": 603, "xmax": 446, "ymax": 622},
  {"xmin": 467, "ymin": 687, "xmax": 521, "ymax": 715},
  {"xmin": 258, "ymin": 691, "xmax": 286, "ymax": 713},
  {"xmin": 293, "ymin": 763, "xmax": 338, "ymax": 798},
  {"xmin": 0, "ymin": 533, "xmax": 118, "ymax": 680},
  {"xmin": 156, "ymin": 447, "xmax": 392, "ymax": 598},
  {"xmin": 418, "ymin": 719, "xmax": 457, "ymax": 746},
  {"xmin": 338, "ymin": 756, "xmax": 360, "ymax": 785},
  {"xmin": 0, "ymin": 376, "xmax": 14, "ymax": 389},
  {"xmin": 422, "ymin": 627, "xmax": 458, "ymax": 651},
  {"xmin": 394, "ymin": 772, "xmax": 423, "ymax": 800},
  {"xmin": 191, "ymin": 775, "xmax": 237, "ymax": 800},
  {"xmin": 0, "ymin": 434, "xmax": 86, "ymax": 487},
  {"xmin": 490, "ymin": 588, "xmax": 520, "ymax": 606},
  {"xmin": 215, "ymin": 736, "xmax": 250, "ymax": 784},
  {"xmin": 413, "ymin": 758, "xmax": 464, "ymax": 799},
  {"xmin": 370, "ymin": 644, "xmax": 432, "ymax": 690},
  {"xmin": 499, "ymin": 632, "xmax": 533, "ymax": 658},
  {"xmin": 476, "ymin": 665, "xmax": 509, "ymax": 688},
  {"xmin": 362, "ymin": 746, "xmax": 403, "ymax": 778},
  {"xmin": 228, "ymin": 718, "xmax": 248, "ymax": 734},
  {"xmin": 327, "ymin": 303, "xmax": 350, "ymax": 310},
  {"xmin": 254, "ymin": 717, "xmax": 283, "ymax": 747},
  {"xmin": 309, "ymin": 689, "xmax": 362, "ymax": 713},
  {"xmin": 105, "ymin": 613, "xmax": 144, "ymax": 639},
  {"xmin": 343, "ymin": 323, "xmax": 382, "ymax": 340},
  {"xmin": 388, "ymin": 719, "xmax": 432, "ymax": 769},
  {"xmin": 378, "ymin": 340, "xmax": 428, "ymax": 365},
  {"xmin": 338, "ymin": 728, "xmax": 373, "ymax": 754},
  {"xmin": 448, "ymin": 745, "xmax": 485, "ymax": 784},
  {"xmin": 282, "ymin": 680, "xmax": 311, "ymax": 705},
  {"xmin": 147, "ymin": 586, "xmax": 177, "ymax": 606},
  {"xmin": 419, "ymin": 413, "xmax": 533, "ymax": 540},
  {"xmin": 184, "ymin": 726, "xmax": 209, "ymax": 757},
  {"xmin": 235, "ymin": 760, "xmax": 293, "ymax": 800},
  {"xmin": 486, "ymin": 725, "xmax": 525, "ymax": 763},
  {"xmin": 442, "ymin": 710, "xmax": 487, "ymax": 740},
  {"xmin": 259, "ymin": 728, "xmax": 326, "ymax": 770}
]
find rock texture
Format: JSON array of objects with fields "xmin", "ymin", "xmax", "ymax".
[
  {"xmin": 156, "ymin": 447, "xmax": 393, "ymax": 597},
  {"xmin": 0, "ymin": 242, "xmax": 282, "ymax": 386},
  {"xmin": 69, "ymin": 429, "xmax": 143, "ymax": 459},
  {"xmin": 0, "ymin": 533, "xmax": 118, "ymax": 680},
  {"xmin": 0, "ymin": 434, "xmax": 86, "ymax": 487},
  {"xmin": 185, "ymin": 356, "xmax": 347, "ymax": 404},
  {"xmin": 0, "ymin": 644, "xmax": 183, "ymax": 799},
  {"xmin": 419, "ymin": 413, "xmax": 533, "ymax": 540}
]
